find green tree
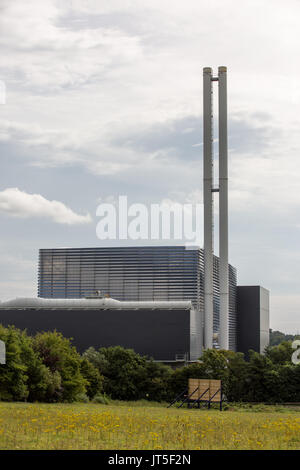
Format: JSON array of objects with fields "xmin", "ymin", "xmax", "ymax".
[
  {"xmin": 269, "ymin": 329, "xmax": 300, "ymax": 346},
  {"xmin": 138, "ymin": 359, "xmax": 173, "ymax": 402},
  {"xmin": 167, "ymin": 350, "xmax": 249, "ymax": 402},
  {"xmin": 97, "ymin": 346, "xmax": 147, "ymax": 400},
  {"xmin": 33, "ymin": 331, "xmax": 87, "ymax": 402},
  {"xmin": 201, "ymin": 349, "xmax": 229, "ymax": 381},
  {"xmin": 84, "ymin": 346, "xmax": 173, "ymax": 401},
  {"xmin": 265, "ymin": 341, "xmax": 294, "ymax": 365},
  {"xmin": 18, "ymin": 329, "xmax": 62, "ymax": 402},
  {"xmin": 0, "ymin": 325, "xmax": 28, "ymax": 401},
  {"xmin": 224, "ymin": 351, "xmax": 249, "ymax": 401},
  {"xmin": 82, "ymin": 347, "xmax": 109, "ymax": 372},
  {"xmin": 167, "ymin": 363, "xmax": 206, "ymax": 399},
  {"xmin": 244, "ymin": 351, "xmax": 278, "ymax": 402},
  {"xmin": 80, "ymin": 358, "xmax": 103, "ymax": 399}
]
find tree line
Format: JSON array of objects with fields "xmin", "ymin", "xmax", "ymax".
[
  {"xmin": 0, "ymin": 324, "xmax": 299, "ymax": 403},
  {"xmin": 269, "ymin": 328, "xmax": 300, "ymax": 346}
]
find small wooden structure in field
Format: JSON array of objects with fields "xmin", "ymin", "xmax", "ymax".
[{"xmin": 168, "ymin": 378, "xmax": 223, "ymax": 410}]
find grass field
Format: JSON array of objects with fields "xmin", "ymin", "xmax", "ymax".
[{"xmin": 0, "ymin": 401, "xmax": 300, "ymax": 450}]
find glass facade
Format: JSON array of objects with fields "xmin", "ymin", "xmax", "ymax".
[{"xmin": 38, "ymin": 246, "xmax": 237, "ymax": 350}]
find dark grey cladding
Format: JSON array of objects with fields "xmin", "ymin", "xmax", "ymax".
[
  {"xmin": 237, "ymin": 286, "xmax": 270, "ymax": 357},
  {"xmin": 0, "ymin": 307, "xmax": 191, "ymax": 361},
  {"xmin": 38, "ymin": 246, "xmax": 237, "ymax": 351}
]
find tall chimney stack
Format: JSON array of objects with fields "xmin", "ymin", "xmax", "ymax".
[
  {"xmin": 203, "ymin": 66, "xmax": 229, "ymax": 350},
  {"xmin": 218, "ymin": 66, "xmax": 229, "ymax": 350},
  {"xmin": 203, "ymin": 67, "xmax": 214, "ymax": 349}
]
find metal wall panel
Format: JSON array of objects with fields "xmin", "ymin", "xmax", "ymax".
[
  {"xmin": 237, "ymin": 285, "xmax": 270, "ymax": 357},
  {"xmin": 259, "ymin": 287, "xmax": 270, "ymax": 354},
  {"xmin": 38, "ymin": 246, "xmax": 237, "ymax": 351},
  {"xmin": 0, "ymin": 308, "xmax": 190, "ymax": 361}
]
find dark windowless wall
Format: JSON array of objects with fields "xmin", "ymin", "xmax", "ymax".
[
  {"xmin": 38, "ymin": 246, "xmax": 237, "ymax": 350},
  {"xmin": 237, "ymin": 286, "xmax": 270, "ymax": 356},
  {"xmin": 0, "ymin": 308, "xmax": 190, "ymax": 360}
]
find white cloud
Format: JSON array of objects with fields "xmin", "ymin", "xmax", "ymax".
[
  {"xmin": 0, "ymin": 188, "xmax": 92, "ymax": 225},
  {"xmin": 0, "ymin": 0, "xmax": 142, "ymax": 93}
]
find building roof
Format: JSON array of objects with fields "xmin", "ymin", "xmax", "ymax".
[{"xmin": 0, "ymin": 297, "xmax": 193, "ymax": 310}]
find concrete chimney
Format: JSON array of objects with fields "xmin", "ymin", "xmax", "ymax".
[
  {"xmin": 203, "ymin": 67, "xmax": 214, "ymax": 349},
  {"xmin": 218, "ymin": 66, "xmax": 229, "ymax": 350},
  {"xmin": 203, "ymin": 66, "xmax": 229, "ymax": 350}
]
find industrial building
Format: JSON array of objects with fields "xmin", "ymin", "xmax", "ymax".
[
  {"xmin": 0, "ymin": 297, "xmax": 199, "ymax": 362},
  {"xmin": 38, "ymin": 246, "xmax": 237, "ymax": 352},
  {"xmin": 237, "ymin": 286, "xmax": 270, "ymax": 357},
  {"xmin": 0, "ymin": 66, "xmax": 270, "ymax": 361},
  {"xmin": 0, "ymin": 282, "xmax": 269, "ymax": 361}
]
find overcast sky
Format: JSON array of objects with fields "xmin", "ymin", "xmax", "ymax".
[{"xmin": 0, "ymin": 0, "xmax": 299, "ymax": 333}]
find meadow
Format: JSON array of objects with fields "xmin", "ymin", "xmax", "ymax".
[{"xmin": 0, "ymin": 401, "xmax": 299, "ymax": 450}]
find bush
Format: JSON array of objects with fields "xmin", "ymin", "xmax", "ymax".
[
  {"xmin": 80, "ymin": 358, "xmax": 103, "ymax": 399},
  {"xmin": 98, "ymin": 346, "xmax": 149, "ymax": 400},
  {"xmin": 1, "ymin": 325, "xmax": 300, "ymax": 404},
  {"xmin": 0, "ymin": 326, "xmax": 28, "ymax": 401},
  {"xmin": 33, "ymin": 331, "xmax": 87, "ymax": 402},
  {"xmin": 83, "ymin": 346, "xmax": 173, "ymax": 401},
  {"xmin": 75, "ymin": 393, "xmax": 90, "ymax": 403},
  {"xmin": 167, "ymin": 363, "xmax": 206, "ymax": 399},
  {"xmin": 167, "ymin": 346, "xmax": 300, "ymax": 404},
  {"xmin": 92, "ymin": 393, "xmax": 110, "ymax": 405},
  {"xmin": 0, "ymin": 326, "xmax": 63, "ymax": 403},
  {"xmin": 138, "ymin": 359, "xmax": 173, "ymax": 402}
]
